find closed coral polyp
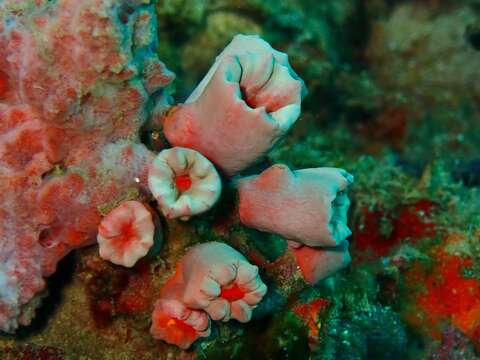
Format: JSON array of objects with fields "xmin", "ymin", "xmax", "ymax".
[
  {"xmin": 238, "ymin": 165, "xmax": 354, "ymax": 247},
  {"xmin": 291, "ymin": 242, "xmax": 351, "ymax": 284},
  {"xmin": 164, "ymin": 34, "xmax": 307, "ymax": 176}
]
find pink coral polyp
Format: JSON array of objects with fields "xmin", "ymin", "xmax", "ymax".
[
  {"xmin": 97, "ymin": 201, "xmax": 155, "ymax": 268},
  {"xmin": 148, "ymin": 147, "xmax": 222, "ymax": 220},
  {"xmin": 164, "ymin": 34, "xmax": 307, "ymax": 176},
  {"xmin": 177, "ymin": 242, "xmax": 267, "ymax": 323},
  {"xmin": 238, "ymin": 164, "xmax": 354, "ymax": 247},
  {"xmin": 150, "ymin": 298, "xmax": 211, "ymax": 349},
  {"xmin": 290, "ymin": 242, "xmax": 351, "ymax": 284},
  {"xmin": 150, "ymin": 241, "xmax": 267, "ymax": 348}
]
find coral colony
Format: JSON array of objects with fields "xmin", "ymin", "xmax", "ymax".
[{"xmin": 0, "ymin": 0, "xmax": 353, "ymax": 352}]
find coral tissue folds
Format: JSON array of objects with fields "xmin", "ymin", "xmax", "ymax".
[
  {"xmin": 178, "ymin": 242, "xmax": 267, "ymax": 323},
  {"xmin": 151, "ymin": 298, "xmax": 211, "ymax": 350},
  {"xmin": 97, "ymin": 201, "xmax": 155, "ymax": 268},
  {"xmin": 290, "ymin": 241, "xmax": 351, "ymax": 285},
  {"xmin": 164, "ymin": 35, "xmax": 308, "ymax": 175}
]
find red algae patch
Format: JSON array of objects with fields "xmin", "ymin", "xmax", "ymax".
[
  {"xmin": 403, "ymin": 244, "xmax": 480, "ymax": 342},
  {"xmin": 354, "ymin": 200, "xmax": 436, "ymax": 259},
  {"xmin": 116, "ymin": 260, "xmax": 153, "ymax": 315},
  {"xmin": 79, "ymin": 254, "xmax": 154, "ymax": 329},
  {"xmin": 293, "ymin": 298, "xmax": 330, "ymax": 346}
]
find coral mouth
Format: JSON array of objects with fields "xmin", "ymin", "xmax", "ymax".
[
  {"xmin": 174, "ymin": 174, "xmax": 192, "ymax": 193},
  {"xmin": 220, "ymin": 283, "xmax": 245, "ymax": 302}
]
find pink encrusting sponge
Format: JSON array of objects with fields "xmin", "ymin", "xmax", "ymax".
[
  {"xmin": 0, "ymin": 0, "xmax": 173, "ymax": 332},
  {"xmin": 163, "ymin": 34, "xmax": 308, "ymax": 176}
]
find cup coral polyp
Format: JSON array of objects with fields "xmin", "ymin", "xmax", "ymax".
[
  {"xmin": 178, "ymin": 242, "xmax": 267, "ymax": 323},
  {"xmin": 163, "ymin": 34, "xmax": 308, "ymax": 176},
  {"xmin": 290, "ymin": 242, "xmax": 352, "ymax": 284},
  {"xmin": 150, "ymin": 241, "xmax": 267, "ymax": 348},
  {"xmin": 97, "ymin": 201, "xmax": 155, "ymax": 268},
  {"xmin": 150, "ymin": 298, "xmax": 211, "ymax": 349},
  {"xmin": 237, "ymin": 164, "xmax": 354, "ymax": 284},
  {"xmin": 148, "ymin": 147, "xmax": 222, "ymax": 220},
  {"xmin": 238, "ymin": 165, "xmax": 354, "ymax": 247}
]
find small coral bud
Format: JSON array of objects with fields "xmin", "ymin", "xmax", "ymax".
[
  {"xmin": 238, "ymin": 165, "xmax": 354, "ymax": 247},
  {"xmin": 97, "ymin": 201, "xmax": 155, "ymax": 268},
  {"xmin": 148, "ymin": 147, "xmax": 222, "ymax": 220},
  {"xmin": 163, "ymin": 34, "xmax": 307, "ymax": 175},
  {"xmin": 290, "ymin": 242, "xmax": 351, "ymax": 284},
  {"xmin": 150, "ymin": 298, "xmax": 211, "ymax": 349}
]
